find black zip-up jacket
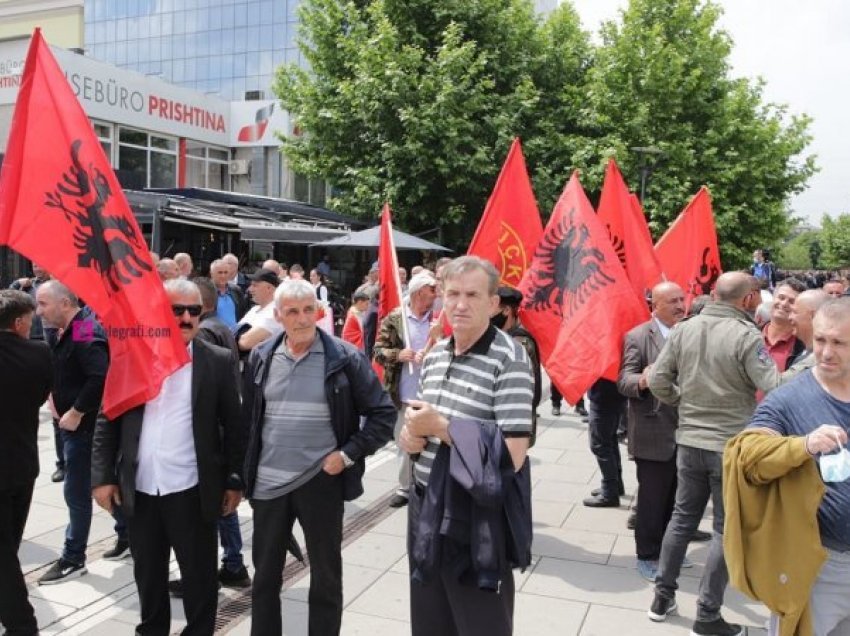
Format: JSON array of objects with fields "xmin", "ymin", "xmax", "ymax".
[
  {"xmin": 242, "ymin": 328, "xmax": 396, "ymax": 501},
  {"xmin": 51, "ymin": 309, "xmax": 109, "ymax": 430}
]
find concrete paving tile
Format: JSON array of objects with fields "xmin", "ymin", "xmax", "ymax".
[
  {"xmin": 340, "ymin": 610, "xmax": 409, "ymax": 635},
  {"xmin": 532, "ymin": 500, "xmax": 573, "ymax": 528},
  {"xmin": 579, "ymin": 604, "xmax": 694, "ymax": 635},
  {"xmin": 70, "ymin": 618, "xmax": 136, "ymax": 635},
  {"xmin": 22, "ymin": 502, "xmax": 68, "ymax": 540},
  {"xmin": 514, "ymin": 592, "xmax": 588, "ymax": 636},
  {"xmin": 32, "ymin": 595, "xmax": 77, "ymax": 630},
  {"xmin": 562, "ymin": 502, "xmax": 636, "ymax": 533},
  {"xmin": 553, "ymin": 448, "xmax": 604, "ymax": 469},
  {"xmin": 20, "ymin": 537, "xmax": 62, "ymax": 573},
  {"xmin": 528, "ymin": 447, "xmax": 565, "ymax": 464},
  {"xmin": 30, "ymin": 557, "xmax": 138, "ymax": 606},
  {"xmin": 389, "ymin": 554, "xmax": 408, "ymax": 576},
  {"xmin": 341, "ymin": 530, "xmax": 407, "ymax": 570},
  {"xmin": 531, "ymin": 462, "xmax": 599, "ymax": 484},
  {"xmin": 346, "ymin": 571, "xmax": 410, "ymax": 622},
  {"xmin": 225, "ymin": 598, "xmax": 309, "ymax": 635},
  {"xmin": 283, "ymin": 563, "xmax": 385, "ymax": 607},
  {"xmin": 532, "ymin": 479, "xmax": 601, "ymax": 504},
  {"xmin": 368, "ymin": 507, "xmax": 408, "ymax": 538},
  {"xmin": 532, "ymin": 526, "xmax": 616, "ymax": 565}
]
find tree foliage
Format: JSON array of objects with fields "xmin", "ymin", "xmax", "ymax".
[
  {"xmin": 777, "ymin": 230, "xmax": 820, "ymax": 270},
  {"xmin": 819, "ymin": 214, "xmax": 850, "ymax": 268},
  {"xmin": 274, "ymin": 0, "xmax": 816, "ymax": 260}
]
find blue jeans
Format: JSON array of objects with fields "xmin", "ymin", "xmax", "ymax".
[
  {"xmin": 218, "ymin": 512, "xmax": 244, "ymax": 572},
  {"xmin": 655, "ymin": 445, "xmax": 729, "ymax": 622},
  {"xmin": 60, "ymin": 425, "xmax": 94, "ymax": 566}
]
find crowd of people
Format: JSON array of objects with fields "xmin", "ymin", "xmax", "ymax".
[{"xmin": 1, "ymin": 247, "xmax": 850, "ymax": 636}]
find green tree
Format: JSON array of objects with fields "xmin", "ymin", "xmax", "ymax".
[
  {"xmin": 819, "ymin": 214, "xmax": 850, "ymax": 268},
  {"xmin": 776, "ymin": 230, "xmax": 819, "ymax": 270},
  {"xmin": 274, "ymin": 0, "xmax": 592, "ymax": 245},
  {"xmin": 576, "ymin": 0, "xmax": 816, "ymax": 268}
]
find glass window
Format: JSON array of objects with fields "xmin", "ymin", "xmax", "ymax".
[
  {"xmin": 208, "ymin": 161, "xmax": 229, "ymax": 190},
  {"xmin": 151, "ymin": 135, "xmax": 177, "ymax": 151},
  {"xmin": 247, "ymin": 0, "xmax": 262, "ymax": 25},
  {"xmin": 260, "ymin": 25, "xmax": 273, "ymax": 50},
  {"xmin": 186, "ymin": 141, "xmax": 205, "ymax": 158},
  {"xmin": 273, "ymin": 0, "xmax": 286, "ymax": 24},
  {"xmin": 209, "ymin": 148, "xmax": 229, "ymax": 162},
  {"xmin": 222, "ymin": 4, "xmax": 235, "ymax": 30},
  {"xmin": 119, "ymin": 128, "xmax": 147, "ymax": 146},
  {"xmin": 293, "ymin": 172, "xmax": 309, "ymax": 202},
  {"xmin": 116, "ymin": 18, "xmax": 127, "ymax": 40},
  {"xmin": 100, "ymin": 141, "xmax": 113, "ymax": 165},
  {"xmin": 260, "ymin": 1, "xmax": 274, "ymax": 22},
  {"xmin": 310, "ymin": 179, "xmax": 326, "ymax": 207},
  {"xmin": 287, "ymin": 0, "xmax": 299, "ymax": 20},
  {"xmin": 234, "ymin": 3, "xmax": 248, "ymax": 27},
  {"xmin": 186, "ymin": 157, "xmax": 206, "ymax": 187},
  {"xmin": 150, "ymin": 152, "xmax": 177, "ymax": 188},
  {"xmin": 209, "ymin": 10, "xmax": 222, "ymax": 30},
  {"xmin": 259, "ymin": 50, "xmax": 273, "ymax": 76},
  {"xmin": 247, "ymin": 52, "xmax": 259, "ymax": 75},
  {"xmin": 85, "ymin": 23, "xmax": 94, "ymax": 44},
  {"xmin": 118, "ymin": 145, "xmax": 146, "ymax": 179}
]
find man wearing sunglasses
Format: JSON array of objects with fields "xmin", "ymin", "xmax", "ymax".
[{"xmin": 92, "ymin": 279, "xmax": 243, "ymax": 636}]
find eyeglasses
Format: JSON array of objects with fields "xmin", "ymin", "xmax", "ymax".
[{"xmin": 171, "ymin": 304, "xmax": 203, "ymax": 317}]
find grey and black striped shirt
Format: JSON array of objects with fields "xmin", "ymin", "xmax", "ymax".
[{"xmin": 413, "ymin": 326, "xmax": 533, "ymax": 486}]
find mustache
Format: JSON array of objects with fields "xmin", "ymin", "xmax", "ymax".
[{"xmin": 179, "ymin": 322, "xmax": 195, "ymax": 329}]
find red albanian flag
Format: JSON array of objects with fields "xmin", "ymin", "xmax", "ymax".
[
  {"xmin": 374, "ymin": 203, "xmax": 409, "ymax": 379},
  {"xmin": 654, "ymin": 187, "xmax": 722, "ymax": 308},
  {"xmin": 519, "ymin": 172, "xmax": 649, "ymax": 405},
  {"xmin": 467, "ymin": 138, "xmax": 543, "ymax": 288},
  {"xmin": 0, "ymin": 30, "xmax": 189, "ymax": 419},
  {"xmin": 596, "ymin": 158, "xmax": 663, "ymax": 301}
]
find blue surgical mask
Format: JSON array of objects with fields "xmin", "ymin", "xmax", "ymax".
[{"xmin": 820, "ymin": 442, "xmax": 850, "ymax": 483}]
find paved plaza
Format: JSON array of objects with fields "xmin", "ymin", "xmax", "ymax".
[{"xmin": 21, "ymin": 397, "xmax": 769, "ymax": 635}]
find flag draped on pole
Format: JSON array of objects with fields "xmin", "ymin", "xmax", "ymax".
[
  {"xmin": 654, "ymin": 187, "xmax": 722, "ymax": 308},
  {"xmin": 518, "ymin": 172, "xmax": 649, "ymax": 405},
  {"xmin": 596, "ymin": 159, "xmax": 663, "ymax": 301},
  {"xmin": 0, "ymin": 30, "xmax": 189, "ymax": 419},
  {"xmin": 467, "ymin": 138, "xmax": 543, "ymax": 288},
  {"xmin": 375, "ymin": 203, "xmax": 409, "ymax": 376}
]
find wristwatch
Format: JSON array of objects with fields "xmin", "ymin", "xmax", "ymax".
[{"xmin": 339, "ymin": 450, "xmax": 355, "ymax": 469}]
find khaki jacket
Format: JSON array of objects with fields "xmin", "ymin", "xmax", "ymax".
[
  {"xmin": 373, "ymin": 307, "xmax": 406, "ymax": 408},
  {"xmin": 723, "ymin": 431, "xmax": 826, "ymax": 636},
  {"xmin": 649, "ymin": 302, "xmax": 780, "ymax": 452}
]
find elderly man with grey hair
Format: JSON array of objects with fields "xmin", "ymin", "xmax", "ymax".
[
  {"xmin": 242, "ymin": 278, "xmax": 395, "ymax": 636},
  {"xmin": 92, "ymin": 279, "xmax": 243, "ymax": 636}
]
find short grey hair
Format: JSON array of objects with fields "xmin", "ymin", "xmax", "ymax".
[
  {"xmin": 441, "ymin": 256, "xmax": 499, "ymax": 295},
  {"xmin": 164, "ymin": 279, "xmax": 202, "ymax": 303},
  {"xmin": 40, "ymin": 280, "xmax": 78, "ymax": 306},
  {"xmin": 210, "ymin": 259, "xmax": 226, "ymax": 273},
  {"xmin": 274, "ymin": 278, "xmax": 317, "ymax": 306},
  {"xmin": 815, "ymin": 297, "xmax": 850, "ymax": 323}
]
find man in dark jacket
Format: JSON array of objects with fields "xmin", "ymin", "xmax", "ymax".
[
  {"xmin": 211, "ymin": 259, "xmax": 247, "ymax": 330},
  {"xmin": 35, "ymin": 280, "xmax": 111, "ymax": 584},
  {"xmin": 0, "ymin": 290, "xmax": 53, "ymax": 636},
  {"xmin": 92, "ymin": 279, "xmax": 243, "ymax": 636},
  {"xmin": 243, "ymin": 278, "xmax": 395, "ymax": 636}
]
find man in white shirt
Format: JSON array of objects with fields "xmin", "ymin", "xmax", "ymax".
[
  {"xmin": 91, "ymin": 279, "xmax": 243, "ymax": 636},
  {"xmin": 236, "ymin": 269, "xmax": 283, "ymax": 353}
]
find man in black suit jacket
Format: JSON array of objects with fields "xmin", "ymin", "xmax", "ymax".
[
  {"xmin": 92, "ymin": 279, "xmax": 243, "ymax": 636},
  {"xmin": 0, "ymin": 290, "xmax": 53, "ymax": 636},
  {"xmin": 618, "ymin": 282, "xmax": 685, "ymax": 582}
]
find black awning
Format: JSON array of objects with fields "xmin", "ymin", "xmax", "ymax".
[{"xmin": 239, "ymin": 223, "xmax": 348, "ymax": 244}]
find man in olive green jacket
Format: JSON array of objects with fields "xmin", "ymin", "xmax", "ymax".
[{"xmin": 646, "ymin": 271, "xmax": 780, "ymax": 636}]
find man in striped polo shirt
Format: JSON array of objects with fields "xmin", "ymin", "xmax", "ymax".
[{"xmin": 400, "ymin": 256, "xmax": 534, "ymax": 636}]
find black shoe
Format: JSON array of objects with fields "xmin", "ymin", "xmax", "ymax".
[
  {"xmin": 219, "ymin": 565, "xmax": 251, "ymax": 588},
  {"xmin": 102, "ymin": 538, "xmax": 131, "ymax": 561},
  {"xmin": 575, "ymin": 404, "xmax": 588, "ymax": 417},
  {"xmin": 38, "ymin": 558, "xmax": 87, "ymax": 585},
  {"xmin": 591, "ymin": 484, "xmax": 625, "ymax": 497},
  {"xmin": 583, "ymin": 494, "xmax": 620, "ymax": 508},
  {"xmin": 51, "ymin": 467, "xmax": 65, "ymax": 482},
  {"xmin": 690, "ymin": 617, "xmax": 743, "ymax": 636},
  {"xmin": 627, "ymin": 510, "xmax": 637, "ymax": 530},
  {"xmin": 691, "ymin": 529, "xmax": 712, "ymax": 542},
  {"xmin": 388, "ymin": 493, "xmax": 409, "ymax": 508},
  {"xmin": 551, "ymin": 405, "xmax": 561, "ymax": 416},
  {"xmin": 647, "ymin": 592, "xmax": 677, "ymax": 622}
]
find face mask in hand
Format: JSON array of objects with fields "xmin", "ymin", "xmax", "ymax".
[{"xmin": 820, "ymin": 437, "xmax": 850, "ymax": 483}]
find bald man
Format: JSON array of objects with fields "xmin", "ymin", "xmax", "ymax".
[
  {"xmin": 618, "ymin": 282, "xmax": 686, "ymax": 582},
  {"xmin": 647, "ymin": 272, "xmax": 781, "ymax": 635},
  {"xmin": 785, "ymin": 289, "xmax": 829, "ymax": 378}
]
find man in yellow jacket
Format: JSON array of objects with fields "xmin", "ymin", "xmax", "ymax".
[{"xmin": 732, "ymin": 297, "xmax": 850, "ymax": 635}]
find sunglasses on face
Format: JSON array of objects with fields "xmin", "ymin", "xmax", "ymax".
[{"xmin": 171, "ymin": 304, "xmax": 203, "ymax": 317}]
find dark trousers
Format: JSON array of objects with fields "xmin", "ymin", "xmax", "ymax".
[
  {"xmin": 0, "ymin": 483, "xmax": 37, "ymax": 636},
  {"xmin": 587, "ymin": 389, "xmax": 625, "ymax": 499},
  {"xmin": 251, "ymin": 470, "xmax": 344, "ymax": 636},
  {"xmin": 129, "ymin": 487, "xmax": 218, "ymax": 636},
  {"xmin": 60, "ymin": 424, "xmax": 94, "ymax": 565},
  {"xmin": 634, "ymin": 456, "xmax": 677, "ymax": 561},
  {"xmin": 53, "ymin": 417, "xmax": 64, "ymax": 469},
  {"xmin": 218, "ymin": 512, "xmax": 244, "ymax": 572},
  {"xmin": 408, "ymin": 485, "xmax": 515, "ymax": 636}
]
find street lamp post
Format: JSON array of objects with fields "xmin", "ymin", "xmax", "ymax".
[{"xmin": 630, "ymin": 146, "xmax": 665, "ymax": 202}]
